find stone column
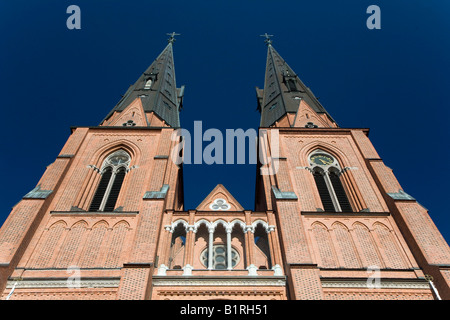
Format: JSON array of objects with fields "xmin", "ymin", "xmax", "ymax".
[
  {"xmin": 245, "ymin": 225, "xmax": 255, "ymax": 268},
  {"xmin": 266, "ymin": 225, "xmax": 276, "ymax": 268},
  {"xmin": 226, "ymin": 227, "xmax": 232, "ymax": 270},
  {"xmin": 184, "ymin": 225, "xmax": 195, "ymax": 268},
  {"xmin": 208, "ymin": 226, "xmax": 214, "ymax": 270}
]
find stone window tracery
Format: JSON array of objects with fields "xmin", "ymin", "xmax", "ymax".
[
  {"xmin": 89, "ymin": 150, "xmax": 131, "ymax": 212},
  {"xmin": 209, "ymin": 198, "xmax": 231, "ymax": 211},
  {"xmin": 309, "ymin": 150, "xmax": 352, "ymax": 212},
  {"xmin": 200, "ymin": 245, "xmax": 239, "ymax": 270}
]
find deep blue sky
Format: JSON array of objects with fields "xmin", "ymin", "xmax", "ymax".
[{"xmin": 0, "ymin": 1, "xmax": 448, "ymax": 243}]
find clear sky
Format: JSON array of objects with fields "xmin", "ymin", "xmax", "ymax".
[{"xmin": 0, "ymin": 0, "xmax": 449, "ymax": 243}]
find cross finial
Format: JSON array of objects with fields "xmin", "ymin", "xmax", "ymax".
[
  {"xmin": 167, "ymin": 32, "xmax": 180, "ymax": 44},
  {"xmin": 260, "ymin": 33, "xmax": 274, "ymax": 46}
]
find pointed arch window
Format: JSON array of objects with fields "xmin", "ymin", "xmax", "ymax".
[
  {"xmin": 89, "ymin": 150, "xmax": 131, "ymax": 212},
  {"xmin": 313, "ymin": 169, "xmax": 335, "ymax": 212},
  {"xmin": 309, "ymin": 151, "xmax": 353, "ymax": 212}
]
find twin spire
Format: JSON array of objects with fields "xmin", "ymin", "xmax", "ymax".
[
  {"xmin": 256, "ymin": 33, "xmax": 337, "ymax": 128},
  {"xmin": 101, "ymin": 33, "xmax": 337, "ymax": 129},
  {"xmin": 101, "ymin": 32, "xmax": 184, "ymax": 128}
]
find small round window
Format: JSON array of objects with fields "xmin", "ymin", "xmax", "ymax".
[{"xmin": 201, "ymin": 245, "xmax": 239, "ymax": 269}]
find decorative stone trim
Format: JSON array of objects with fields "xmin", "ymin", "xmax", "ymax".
[
  {"xmin": 23, "ymin": 185, "xmax": 53, "ymax": 199},
  {"xmin": 301, "ymin": 211, "xmax": 389, "ymax": 217},
  {"xmin": 152, "ymin": 276, "xmax": 286, "ymax": 287},
  {"xmin": 87, "ymin": 164, "xmax": 101, "ymax": 173},
  {"xmin": 157, "ymin": 289, "xmax": 284, "ymax": 298},
  {"xmin": 321, "ymin": 279, "xmax": 430, "ymax": 290},
  {"xmin": 271, "ymin": 186, "xmax": 298, "ymax": 200},
  {"xmin": 50, "ymin": 211, "xmax": 138, "ymax": 216},
  {"xmin": 6, "ymin": 278, "xmax": 120, "ymax": 289},
  {"xmin": 157, "ymin": 264, "xmax": 169, "ymax": 276},
  {"xmin": 247, "ymin": 264, "xmax": 258, "ymax": 276},
  {"xmin": 182, "ymin": 264, "xmax": 193, "ymax": 276},
  {"xmin": 167, "ymin": 219, "xmax": 275, "ymax": 234},
  {"xmin": 143, "ymin": 184, "xmax": 170, "ymax": 199},
  {"xmin": 387, "ymin": 189, "xmax": 415, "ymax": 201}
]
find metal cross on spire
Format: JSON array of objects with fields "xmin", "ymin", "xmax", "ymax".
[
  {"xmin": 260, "ymin": 33, "xmax": 274, "ymax": 46},
  {"xmin": 167, "ymin": 32, "xmax": 181, "ymax": 44}
]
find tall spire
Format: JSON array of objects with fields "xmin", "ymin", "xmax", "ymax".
[
  {"xmin": 256, "ymin": 35, "xmax": 336, "ymax": 128},
  {"xmin": 101, "ymin": 34, "xmax": 184, "ymax": 128}
]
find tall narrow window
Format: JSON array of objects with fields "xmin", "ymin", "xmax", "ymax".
[
  {"xmin": 313, "ymin": 170, "xmax": 335, "ymax": 212},
  {"xmin": 329, "ymin": 171, "xmax": 352, "ymax": 212},
  {"xmin": 103, "ymin": 167, "xmax": 126, "ymax": 211},
  {"xmin": 89, "ymin": 167, "xmax": 112, "ymax": 212},
  {"xmin": 89, "ymin": 150, "xmax": 131, "ymax": 212},
  {"xmin": 309, "ymin": 151, "xmax": 353, "ymax": 212}
]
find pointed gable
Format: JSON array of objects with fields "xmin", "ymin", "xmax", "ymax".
[
  {"xmin": 101, "ymin": 98, "xmax": 148, "ymax": 127},
  {"xmin": 196, "ymin": 184, "xmax": 244, "ymax": 211},
  {"xmin": 292, "ymin": 99, "xmax": 331, "ymax": 128}
]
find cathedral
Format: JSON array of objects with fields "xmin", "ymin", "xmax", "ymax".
[{"xmin": 0, "ymin": 34, "xmax": 449, "ymax": 300}]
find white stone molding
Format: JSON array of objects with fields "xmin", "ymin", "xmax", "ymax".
[
  {"xmin": 168, "ymin": 219, "xmax": 189, "ymax": 233},
  {"xmin": 194, "ymin": 219, "xmax": 212, "ymax": 233},
  {"xmin": 228, "ymin": 219, "xmax": 247, "ymax": 232},
  {"xmin": 212, "ymin": 219, "xmax": 228, "ymax": 230},
  {"xmin": 272, "ymin": 264, "xmax": 283, "ymax": 276},
  {"xmin": 87, "ymin": 164, "xmax": 101, "ymax": 173},
  {"xmin": 157, "ymin": 264, "xmax": 169, "ymax": 276},
  {"xmin": 182, "ymin": 264, "xmax": 193, "ymax": 276},
  {"xmin": 321, "ymin": 279, "xmax": 431, "ymax": 290},
  {"xmin": 152, "ymin": 276, "xmax": 286, "ymax": 287},
  {"xmin": 247, "ymin": 264, "xmax": 258, "ymax": 276},
  {"xmin": 5, "ymin": 278, "xmax": 120, "ymax": 289},
  {"xmin": 251, "ymin": 219, "xmax": 273, "ymax": 233}
]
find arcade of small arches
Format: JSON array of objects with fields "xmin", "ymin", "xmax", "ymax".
[{"xmin": 158, "ymin": 218, "xmax": 282, "ymax": 276}]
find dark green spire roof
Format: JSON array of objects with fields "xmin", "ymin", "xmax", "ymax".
[
  {"xmin": 103, "ymin": 41, "xmax": 184, "ymax": 127},
  {"xmin": 256, "ymin": 43, "xmax": 335, "ymax": 127}
]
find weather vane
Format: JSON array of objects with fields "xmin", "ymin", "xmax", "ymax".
[
  {"xmin": 167, "ymin": 32, "xmax": 181, "ymax": 44},
  {"xmin": 260, "ymin": 33, "xmax": 273, "ymax": 46}
]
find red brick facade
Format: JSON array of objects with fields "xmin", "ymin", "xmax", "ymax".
[{"xmin": 0, "ymin": 43, "xmax": 449, "ymax": 300}]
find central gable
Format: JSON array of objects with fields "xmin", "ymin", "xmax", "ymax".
[{"xmin": 196, "ymin": 184, "xmax": 244, "ymax": 211}]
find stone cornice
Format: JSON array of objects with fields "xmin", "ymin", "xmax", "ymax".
[
  {"xmin": 321, "ymin": 278, "xmax": 430, "ymax": 290},
  {"xmin": 6, "ymin": 278, "xmax": 120, "ymax": 289},
  {"xmin": 152, "ymin": 275, "xmax": 286, "ymax": 287}
]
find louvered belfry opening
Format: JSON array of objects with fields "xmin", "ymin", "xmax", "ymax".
[
  {"xmin": 89, "ymin": 167, "xmax": 112, "ymax": 212},
  {"xmin": 104, "ymin": 167, "xmax": 126, "ymax": 212},
  {"xmin": 329, "ymin": 171, "xmax": 352, "ymax": 212},
  {"xmin": 313, "ymin": 171, "xmax": 334, "ymax": 212}
]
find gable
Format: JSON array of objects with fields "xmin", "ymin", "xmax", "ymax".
[{"xmin": 196, "ymin": 184, "xmax": 244, "ymax": 211}]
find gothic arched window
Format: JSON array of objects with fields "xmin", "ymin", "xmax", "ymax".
[
  {"xmin": 309, "ymin": 150, "xmax": 353, "ymax": 212},
  {"xmin": 89, "ymin": 150, "xmax": 131, "ymax": 212}
]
